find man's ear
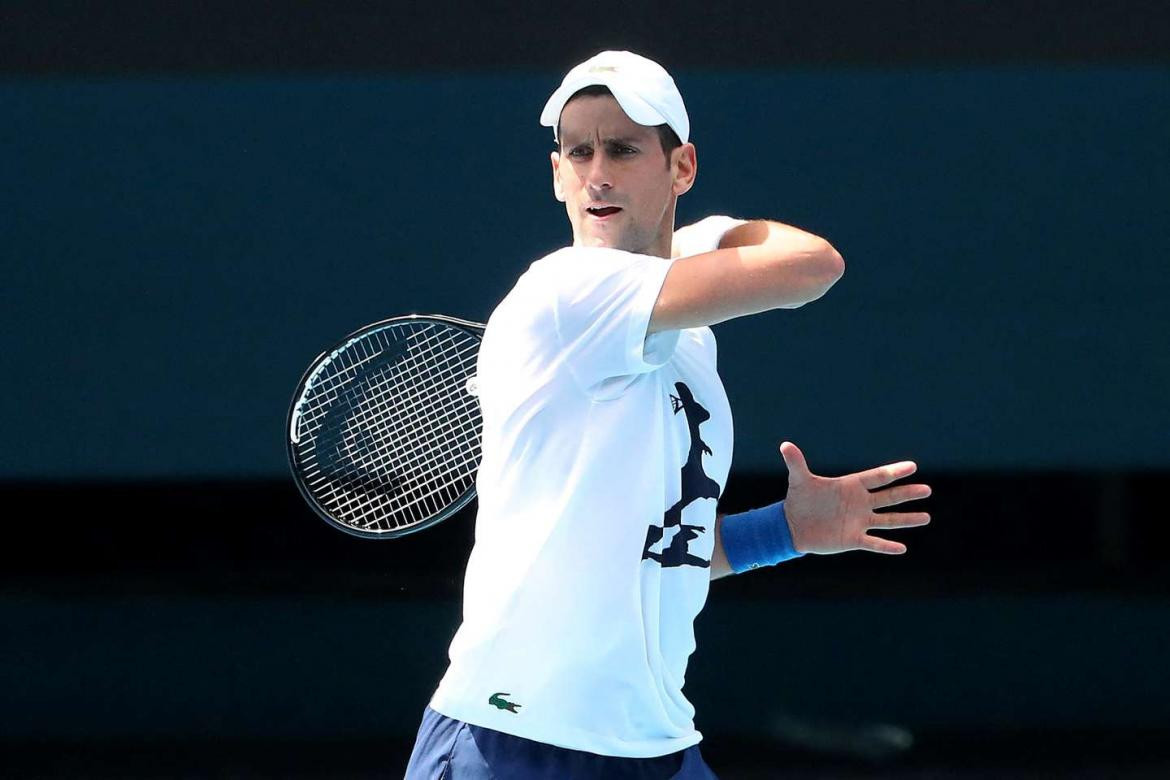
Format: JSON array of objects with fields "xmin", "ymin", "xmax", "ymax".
[
  {"xmin": 671, "ymin": 143, "xmax": 697, "ymax": 197},
  {"xmin": 551, "ymin": 150, "xmax": 565, "ymax": 202}
]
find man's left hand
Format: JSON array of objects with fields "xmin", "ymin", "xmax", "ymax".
[{"xmin": 779, "ymin": 441, "xmax": 932, "ymax": 555}]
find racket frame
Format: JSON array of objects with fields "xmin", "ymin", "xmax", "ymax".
[{"xmin": 286, "ymin": 313, "xmax": 486, "ymax": 540}]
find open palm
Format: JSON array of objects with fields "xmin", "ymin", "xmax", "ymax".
[{"xmin": 779, "ymin": 441, "xmax": 932, "ymax": 555}]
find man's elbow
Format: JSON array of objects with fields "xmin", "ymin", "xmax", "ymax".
[
  {"xmin": 819, "ymin": 241, "xmax": 845, "ymax": 287},
  {"xmin": 782, "ymin": 241, "xmax": 844, "ymax": 309}
]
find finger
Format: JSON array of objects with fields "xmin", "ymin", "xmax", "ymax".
[
  {"xmin": 870, "ymin": 512, "xmax": 931, "ymax": 529},
  {"xmin": 858, "ymin": 534, "xmax": 907, "ymax": 555},
  {"xmin": 778, "ymin": 441, "xmax": 810, "ymax": 487},
  {"xmin": 858, "ymin": 460, "xmax": 917, "ymax": 490},
  {"xmin": 870, "ymin": 483, "xmax": 932, "ymax": 510}
]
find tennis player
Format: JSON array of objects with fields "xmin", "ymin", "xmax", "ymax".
[{"xmin": 404, "ymin": 50, "xmax": 931, "ymax": 779}]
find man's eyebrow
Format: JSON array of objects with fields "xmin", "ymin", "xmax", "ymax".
[{"xmin": 563, "ymin": 134, "xmax": 649, "ymax": 147}]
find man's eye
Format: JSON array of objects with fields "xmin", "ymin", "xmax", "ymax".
[{"xmin": 569, "ymin": 147, "xmax": 592, "ymax": 158}]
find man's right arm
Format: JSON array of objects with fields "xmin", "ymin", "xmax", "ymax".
[{"xmin": 648, "ymin": 220, "xmax": 844, "ymax": 334}]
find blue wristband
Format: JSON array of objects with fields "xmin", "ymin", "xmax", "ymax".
[{"xmin": 720, "ymin": 501, "xmax": 804, "ymax": 573}]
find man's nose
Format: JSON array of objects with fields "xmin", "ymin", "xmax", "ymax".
[{"xmin": 584, "ymin": 154, "xmax": 613, "ymax": 191}]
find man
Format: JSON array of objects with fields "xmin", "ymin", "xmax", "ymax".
[{"xmin": 405, "ymin": 50, "xmax": 931, "ymax": 779}]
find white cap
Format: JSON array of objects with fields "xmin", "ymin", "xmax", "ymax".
[{"xmin": 539, "ymin": 50, "xmax": 690, "ymax": 144}]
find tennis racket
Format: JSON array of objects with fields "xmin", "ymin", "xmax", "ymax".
[{"xmin": 286, "ymin": 314, "xmax": 486, "ymax": 539}]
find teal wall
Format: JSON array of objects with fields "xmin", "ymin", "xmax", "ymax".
[{"xmin": 4, "ymin": 67, "xmax": 1168, "ymax": 477}]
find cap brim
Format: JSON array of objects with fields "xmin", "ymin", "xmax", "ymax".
[{"xmin": 540, "ymin": 75, "xmax": 668, "ymax": 136}]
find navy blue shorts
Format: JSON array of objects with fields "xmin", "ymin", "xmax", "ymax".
[{"xmin": 404, "ymin": 706, "xmax": 719, "ymax": 779}]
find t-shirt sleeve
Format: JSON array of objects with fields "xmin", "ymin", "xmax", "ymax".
[{"xmin": 542, "ymin": 246, "xmax": 680, "ymax": 390}]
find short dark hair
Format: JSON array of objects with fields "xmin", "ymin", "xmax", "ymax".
[{"xmin": 555, "ymin": 85, "xmax": 683, "ymax": 164}]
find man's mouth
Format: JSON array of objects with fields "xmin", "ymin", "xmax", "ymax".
[{"xmin": 586, "ymin": 206, "xmax": 623, "ymax": 218}]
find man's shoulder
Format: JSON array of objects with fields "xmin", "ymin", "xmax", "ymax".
[
  {"xmin": 488, "ymin": 245, "xmax": 667, "ymax": 330},
  {"xmin": 484, "ymin": 250, "xmax": 571, "ymax": 333}
]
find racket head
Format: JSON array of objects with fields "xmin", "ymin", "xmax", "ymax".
[{"xmin": 287, "ymin": 314, "xmax": 486, "ymax": 539}]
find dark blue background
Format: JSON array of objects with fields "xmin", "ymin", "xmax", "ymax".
[{"xmin": 5, "ymin": 67, "xmax": 1168, "ymax": 478}]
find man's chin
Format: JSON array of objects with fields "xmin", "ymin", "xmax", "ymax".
[
  {"xmin": 574, "ymin": 225, "xmax": 655, "ymax": 255},
  {"xmin": 580, "ymin": 232, "xmax": 620, "ymax": 249}
]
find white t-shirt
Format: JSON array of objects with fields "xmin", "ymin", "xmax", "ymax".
[{"xmin": 429, "ymin": 243, "xmax": 733, "ymax": 758}]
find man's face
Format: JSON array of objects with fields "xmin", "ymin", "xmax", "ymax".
[{"xmin": 551, "ymin": 94, "xmax": 695, "ymax": 257}]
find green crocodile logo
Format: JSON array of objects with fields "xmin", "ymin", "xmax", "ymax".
[{"xmin": 488, "ymin": 692, "xmax": 521, "ymax": 713}]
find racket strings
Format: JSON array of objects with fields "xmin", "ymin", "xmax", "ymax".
[
  {"xmin": 345, "ymin": 330, "xmax": 478, "ymax": 471},
  {"xmin": 308, "ymin": 368, "xmax": 476, "ymax": 527},
  {"xmin": 294, "ymin": 321, "xmax": 483, "ymax": 532},
  {"xmin": 307, "ymin": 327, "xmax": 474, "ymax": 523},
  {"xmin": 298, "ymin": 324, "xmax": 461, "ymax": 457},
  {"xmin": 295, "ymin": 341, "xmax": 401, "ymax": 430},
  {"xmin": 320, "ymin": 329, "xmax": 481, "ymax": 524},
  {"xmin": 342, "ymin": 330, "xmax": 478, "ymax": 493},
  {"xmin": 297, "ymin": 326, "xmax": 448, "ymax": 436}
]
